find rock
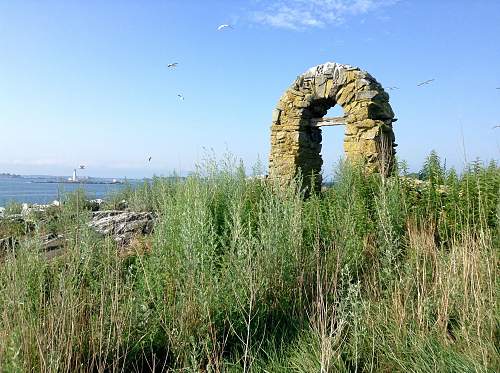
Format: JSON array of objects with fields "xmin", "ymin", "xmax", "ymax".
[
  {"xmin": 88, "ymin": 210, "xmax": 155, "ymax": 245},
  {"xmin": 355, "ymin": 90, "xmax": 382, "ymax": 101},
  {"xmin": 1, "ymin": 204, "xmax": 154, "ymax": 258},
  {"xmin": 88, "ymin": 198, "xmax": 105, "ymax": 211},
  {"xmin": 41, "ymin": 233, "xmax": 66, "ymax": 251},
  {"xmin": 20, "ymin": 201, "xmax": 60, "ymax": 217},
  {"xmin": 360, "ymin": 127, "xmax": 381, "ymax": 140},
  {"xmin": 1, "ymin": 214, "xmax": 25, "ymax": 223},
  {"xmin": 271, "ymin": 109, "xmax": 281, "ymax": 124}
]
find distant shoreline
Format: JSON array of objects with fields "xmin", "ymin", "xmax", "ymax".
[
  {"xmin": 0, "ymin": 173, "xmax": 22, "ymax": 178},
  {"xmin": 32, "ymin": 180, "xmax": 124, "ymax": 185}
]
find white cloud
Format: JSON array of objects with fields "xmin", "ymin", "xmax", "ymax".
[{"xmin": 251, "ymin": 0, "xmax": 398, "ymax": 30}]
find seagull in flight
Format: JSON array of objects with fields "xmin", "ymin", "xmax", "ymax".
[
  {"xmin": 385, "ymin": 86, "xmax": 399, "ymax": 91},
  {"xmin": 493, "ymin": 125, "xmax": 500, "ymax": 129},
  {"xmin": 148, "ymin": 156, "xmax": 152, "ymax": 162},
  {"xmin": 417, "ymin": 79, "xmax": 435, "ymax": 87},
  {"xmin": 177, "ymin": 94, "xmax": 185, "ymax": 101},
  {"xmin": 167, "ymin": 62, "xmax": 178, "ymax": 68},
  {"xmin": 217, "ymin": 24, "xmax": 233, "ymax": 31},
  {"xmin": 79, "ymin": 165, "xmax": 85, "ymax": 170}
]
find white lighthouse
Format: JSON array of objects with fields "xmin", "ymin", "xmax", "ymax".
[{"xmin": 71, "ymin": 169, "xmax": 77, "ymax": 182}]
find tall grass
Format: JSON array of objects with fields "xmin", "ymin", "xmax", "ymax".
[{"xmin": 0, "ymin": 154, "xmax": 498, "ymax": 372}]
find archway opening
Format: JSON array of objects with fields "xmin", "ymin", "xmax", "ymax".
[{"xmin": 316, "ymin": 104, "xmax": 345, "ymax": 183}]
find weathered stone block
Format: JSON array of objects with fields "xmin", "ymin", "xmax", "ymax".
[
  {"xmin": 360, "ymin": 127, "xmax": 381, "ymax": 140},
  {"xmin": 345, "ymin": 123, "xmax": 359, "ymax": 135},
  {"xmin": 355, "ymin": 90, "xmax": 381, "ymax": 101},
  {"xmin": 272, "ymin": 109, "xmax": 281, "ymax": 123}
]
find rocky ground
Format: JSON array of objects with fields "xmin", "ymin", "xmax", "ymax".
[{"xmin": 0, "ymin": 198, "xmax": 155, "ymax": 259}]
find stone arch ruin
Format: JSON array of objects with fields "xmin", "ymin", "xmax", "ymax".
[{"xmin": 269, "ymin": 62, "xmax": 396, "ymax": 190}]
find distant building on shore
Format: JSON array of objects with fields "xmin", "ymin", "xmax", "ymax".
[{"xmin": 68, "ymin": 169, "xmax": 77, "ymax": 182}]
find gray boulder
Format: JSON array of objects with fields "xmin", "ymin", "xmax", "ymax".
[{"xmin": 88, "ymin": 210, "xmax": 154, "ymax": 244}]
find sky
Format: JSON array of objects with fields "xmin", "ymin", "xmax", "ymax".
[{"xmin": 0, "ymin": 0, "xmax": 499, "ymax": 178}]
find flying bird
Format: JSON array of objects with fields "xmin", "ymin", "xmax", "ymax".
[
  {"xmin": 493, "ymin": 125, "xmax": 500, "ymax": 129},
  {"xmin": 148, "ymin": 156, "xmax": 152, "ymax": 162},
  {"xmin": 217, "ymin": 24, "xmax": 232, "ymax": 31},
  {"xmin": 385, "ymin": 86, "xmax": 399, "ymax": 91},
  {"xmin": 417, "ymin": 79, "xmax": 435, "ymax": 87},
  {"xmin": 177, "ymin": 94, "xmax": 185, "ymax": 101},
  {"xmin": 167, "ymin": 62, "xmax": 178, "ymax": 68},
  {"xmin": 79, "ymin": 165, "xmax": 85, "ymax": 170}
]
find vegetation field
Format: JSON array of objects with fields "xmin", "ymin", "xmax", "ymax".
[{"xmin": 0, "ymin": 153, "xmax": 498, "ymax": 372}]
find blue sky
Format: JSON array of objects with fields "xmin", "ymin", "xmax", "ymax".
[{"xmin": 0, "ymin": 0, "xmax": 499, "ymax": 178}]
